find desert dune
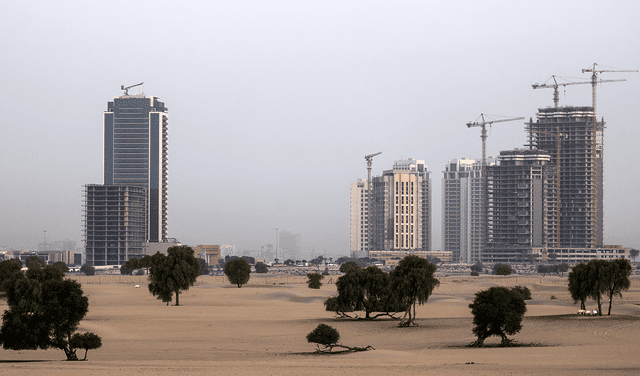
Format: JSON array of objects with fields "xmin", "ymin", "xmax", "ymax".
[{"xmin": 1, "ymin": 274, "xmax": 639, "ymax": 375}]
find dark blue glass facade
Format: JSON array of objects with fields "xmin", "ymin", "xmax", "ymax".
[{"xmin": 103, "ymin": 95, "xmax": 168, "ymax": 242}]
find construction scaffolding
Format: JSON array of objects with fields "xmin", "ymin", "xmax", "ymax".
[
  {"xmin": 526, "ymin": 106, "xmax": 604, "ymax": 248},
  {"xmin": 83, "ymin": 184, "xmax": 148, "ymax": 266},
  {"xmin": 484, "ymin": 150, "xmax": 554, "ymax": 263}
]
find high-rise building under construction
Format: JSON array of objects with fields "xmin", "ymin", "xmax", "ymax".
[
  {"xmin": 526, "ymin": 106, "xmax": 603, "ymax": 248},
  {"xmin": 84, "ymin": 87, "xmax": 169, "ymax": 265}
]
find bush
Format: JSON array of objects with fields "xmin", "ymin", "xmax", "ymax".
[
  {"xmin": 134, "ymin": 269, "xmax": 145, "ymax": 276},
  {"xmin": 470, "ymin": 271, "xmax": 479, "ymax": 276},
  {"xmin": 493, "ymin": 263, "xmax": 513, "ymax": 276},
  {"xmin": 306, "ymin": 324, "xmax": 340, "ymax": 348},
  {"xmin": 80, "ymin": 264, "xmax": 95, "ymax": 276},
  {"xmin": 254, "ymin": 262, "xmax": 269, "ymax": 274},
  {"xmin": 120, "ymin": 265, "xmax": 133, "ymax": 275},
  {"xmin": 197, "ymin": 258, "xmax": 209, "ymax": 276},
  {"xmin": 512, "ymin": 285, "xmax": 532, "ymax": 300},
  {"xmin": 307, "ymin": 273, "xmax": 324, "ymax": 289},
  {"xmin": 339, "ymin": 261, "xmax": 360, "ymax": 273},
  {"xmin": 470, "ymin": 262, "xmax": 483, "ymax": 274}
]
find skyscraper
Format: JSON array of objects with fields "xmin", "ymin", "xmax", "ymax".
[
  {"xmin": 442, "ymin": 157, "xmax": 497, "ymax": 263},
  {"xmin": 484, "ymin": 149, "xmax": 554, "ymax": 262},
  {"xmin": 350, "ymin": 178, "xmax": 369, "ymax": 258},
  {"xmin": 365, "ymin": 158, "xmax": 431, "ymax": 259},
  {"xmin": 526, "ymin": 106, "xmax": 603, "ymax": 248},
  {"xmin": 103, "ymin": 93, "xmax": 169, "ymax": 242}
]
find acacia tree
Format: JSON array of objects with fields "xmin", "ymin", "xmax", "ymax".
[
  {"xmin": 390, "ymin": 255, "xmax": 439, "ymax": 327},
  {"xmin": 586, "ymin": 259, "xmax": 609, "ymax": 316},
  {"xmin": 26, "ymin": 255, "xmax": 46, "ymax": 270},
  {"xmin": 307, "ymin": 272, "xmax": 324, "ymax": 289},
  {"xmin": 306, "ymin": 324, "xmax": 373, "ymax": 353},
  {"xmin": 147, "ymin": 246, "xmax": 200, "ymax": 306},
  {"xmin": 339, "ymin": 261, "xmax": 361, "ymax": 273},
  {"xmin": 468, "ymin": 286, "xmax": 527, "ymax": 347},
  {"xmin": 80, "ymin": 264, "xmax": 95, "ymax": 276},
  {"xmin": 69, "ymin": 332, "xmax": 102, "ymax": 361},
  {"xmin": 325, "ymin": 265, "xmax": 404, "ymax": 320},
  {"xmin": 224, "ymin": 258, "xmax": 251, "ymax": 287},
  {"xmin": 0, "ymin": 259, "xmax": 23, "ymax": 295},
  {"xmin": 568, "ymin": 262, "xmax": 590, "ymax": 310},
  {"xmin": 254, "ymin": 262, "xmax": 269, "ymax": 274},
  {"xmin": 0, "ymin": 265, "xmax": 102, "ymax": 360},
  {"xmin": 52, "ymin": 261, "xmax": 69, "ymax": 274},
  {"xmin": 493, "ymin": 263, "xmax": 513, "ymax": 276},
  {"xmin": 602, "ymin": 258, "xmax": 632, "ymax": 315}
]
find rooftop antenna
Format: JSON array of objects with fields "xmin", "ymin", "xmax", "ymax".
[{"xmin": 121, "ymin": 82, "xmax": 144, "ymax": 96}]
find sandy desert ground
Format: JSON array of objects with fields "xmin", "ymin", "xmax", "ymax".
[{"xmin": 1, "ymin": 274, "xmax": 640, "ymax": 375}]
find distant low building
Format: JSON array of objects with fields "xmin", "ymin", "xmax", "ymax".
[{"xmin": 195, "ymin": 245, "xmax": 221, "ymax": 265}]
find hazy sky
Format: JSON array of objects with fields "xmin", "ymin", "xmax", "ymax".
[{"xmin": 1, "ymin": 1, "xmax": 639, "ymax": 257}]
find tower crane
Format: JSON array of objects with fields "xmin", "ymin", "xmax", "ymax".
[
  {"xmin": 582, "ymin": 63, "xmax": 637, "ymax": 247},
  {"xmin": 121, "ymin": 82, "xmax": 144, "ymax": 95},
  {"xmin": 364, "ymin": 152, "xmax": 382, "ymax": 255},
  {"xmin": 532, "ymin": 75, "xmax": 624, "ymax": 107},
  {"xmin": 466, "ymin": 114, "xmax": 524, "ymax": 251}
]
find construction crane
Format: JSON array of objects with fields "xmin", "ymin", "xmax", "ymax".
[
  {"xmin": 466, "ymin": 114, "xmax": 524, "ymax": 252},
  {"xmin": 532, "ymin": 75, "xmax": 624, "ymax": 107},
  {"xmin": 121, "ymin": 82, "xmax": 144, "ymax": 95},
  {"xmin": 364, "ymin": 152, "xmax": 382, "ymax": 255},
  {"xmin": 582, "ymin": 63, "xmax": 637, "ymax": 247}
]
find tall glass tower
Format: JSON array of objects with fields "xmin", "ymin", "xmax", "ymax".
[{"xmin": 103, "ymin": 93, "xmax": 168, "ymax": 242}]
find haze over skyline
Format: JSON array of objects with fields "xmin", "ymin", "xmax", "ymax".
[{"xmin": 2, "ymin": 1, "xmax": 639, "ymax": 257}]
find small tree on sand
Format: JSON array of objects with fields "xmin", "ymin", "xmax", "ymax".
[
  {"xmin": 306, "ymin": 324, "xmax": 373, "ymax": 353},
  {"xmin": 307, "ymin": 272, "xmax": 324, "ymax": 289},
  {"xmin": 601, "ymin": 258, "xmax": 632, "ymax": 315},
  {"xmin": 69, "ymin": 332, "xmax": 102, "ymax": 361},
  {"xmin": 224, "ymin": 258, "xmax": 251, "ymax": 288},
  {"xmin": 468, "ymin": 286, "xmax": 527, "ymax": 347},
  {"xmin": 390, "ymin": 255, "xmax": 439, "ymax": 327},
  {"xmin": 0, "ymin": 265, "xmax": 102, "ymax": 360},
  {"xmin": 568, "ymin": 262, "xmax": 590, "ymax": 310},
  {"xmin": 493, "ymin": 263, "xmax": 513, "ymax": 276},
  {"xmin": 148, "ymin": 246, "xmax": 200, "ymax": 306},
  {"xmin": 80, "ymin": 264, "xmax": 95, "ymax": 276},
  {"xmin": 254, "ymin": 262, "xmax": 269, "ymax": 274}
]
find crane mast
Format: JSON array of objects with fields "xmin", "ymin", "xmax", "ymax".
[
  {"xmin": 466, "ymin": 114, "xmax": 524, "ymax": 257},
  {"xmin": 581, "ymin": 63, "xmax": 637, "ymax": 247},
  {"xmin": 364, "ymin": 152, "xmax": 382, "ymax": 256}
]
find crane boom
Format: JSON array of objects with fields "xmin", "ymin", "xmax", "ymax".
[
  {"xmin": 532, "ymin": 75, "xmax": 625, "ymax": 107},
  {"xmin": 121, "ymin": 82, "xmax": 144, "ymax": 96}
]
